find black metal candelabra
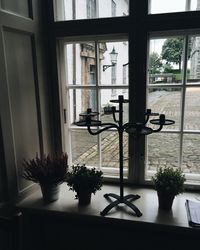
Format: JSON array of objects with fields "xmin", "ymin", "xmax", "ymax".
[{"xmin": 75, "ymin": 95, "xmax": 175, "ymax": 217}]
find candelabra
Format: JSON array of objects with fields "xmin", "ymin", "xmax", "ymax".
[{"xmin": 75, "ymin": 95, "xmax": 175, "ymax": 217}]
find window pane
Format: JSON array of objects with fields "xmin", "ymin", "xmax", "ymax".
[
  {"xmin": 182, "ymin": 134, "xmax": 200, "ymax": 177},
  {"xmin": 147, "ymin": 88, "xmax": 181, "ymax": 130},
  {"xmin": 187, "ymin": 35, "xmax": 200, "ymax": 84},
  {"xmin": 101, "ymin": 131, "xmax": 128, "ymax": 177},
  {"xmin": 100, "ymin": 89, "xmax": 129, "ymax": 123},
  {"xmin": 100, "ymin": 41, "xmax": 129, "ymax": 85},
  {"xmin": 69, "ymin": 89, "xmax": 97, "ymax": 124},
  {"xmin": 149, "ymin": 0, "xmax": 200, "ymax": 14},
  {"xmin": 148, "ymin": 38, "xmax": 184, "ymax": 85},
  {"xmin": 65, "ymin": 42, "xmax": 96, "ymax": 86},
  {"xmin": 54, "ymin": 0, "xmax": 129, "ymax": 21},
  {"xmin": 71, "ymin": 129, "xmax": 99, "ymax": 167},
  {"xmin": 1, "ymin": 0, "xmax": 30, "ymax": 18},
  {"xmin": 184, "ymin": 87, "xmax": 200, "ymax": 130},
  {"xmin": 145, "ymin": 133, "xmax": 180, "ymax": 179}
]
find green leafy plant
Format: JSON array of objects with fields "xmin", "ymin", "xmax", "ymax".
[
  {"xmin": 66, "ymin": 164, "xmax": 103, "ymax": 195},
  {"xmin": 22, "ymin": 153, "xmax": 68, "ymax": 185},
  {"xmin": 152, "ymin": 167, "xmax": 186, "ymax": 197}
]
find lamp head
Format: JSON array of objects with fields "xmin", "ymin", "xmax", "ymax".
[{"xmin": 110, "ymin": 47, "xmax": 118, "ymax": 65}]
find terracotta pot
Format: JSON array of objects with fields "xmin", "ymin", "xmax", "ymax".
[
  {"xmin": 157, "ymin": 192, "xmax": 175, "ymax": 210},
  {"xmin": 40, "ymin": 183, "xmax": 60, "ymax": 203},
  {"xmin": 77, "ymin": 191, "xmax": 92, "ymax": 205}
]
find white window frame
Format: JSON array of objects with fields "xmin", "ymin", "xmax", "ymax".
[
  {"xmin": 57, "ymin": 36, "xmax": 129, "ymax": 179},
  {"xmin": 146, "ymin": 31, "xmax": 200, "ymax": 187}
]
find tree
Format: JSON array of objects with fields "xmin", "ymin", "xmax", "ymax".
[
  {"xmin": 149, "ymin": 52, "xmax": 163, "ymax": 74},
  {"xmin": 161, "ymin": 38, "xmax": 184, "ymax": 71}
]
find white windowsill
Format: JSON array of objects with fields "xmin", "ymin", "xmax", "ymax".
[{"xmin": 16, "ymin": 183, "xmax": 200, "ymax": 234}]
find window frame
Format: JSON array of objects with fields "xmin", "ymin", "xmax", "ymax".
[
  {"xmin": 48, "ymin": 0, "xmax": 200, "ymax": 188},
  {"xmin": 146, "ymin": 31, "xmax": 200, "ymax": 187}
]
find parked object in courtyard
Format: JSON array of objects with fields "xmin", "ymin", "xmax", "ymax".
[
  {"xmin": 22, "ymin": 153, "xmax": 68, "ymax": 202},
  {"xmin": 66, "ymin": 164, "xmax": 103, "ymax": 205},
  {"xmin": 152, "ymin": 167, "xmax": 186, "ymax": 210}
]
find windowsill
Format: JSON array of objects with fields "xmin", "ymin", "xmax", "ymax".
[{"xmin": 17, "ymin": 183, "xmax": 200, "ymax": 234}]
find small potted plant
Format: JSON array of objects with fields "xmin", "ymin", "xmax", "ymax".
[
  {"xmin": 152, "ymin": 167, "xmax": 186, "ymax": 210},
  {"xmin": 103, "ymin": 103, "xmax": 113, "ymax": 115},
  {"xmin": 66, "ymin": 164, "xmax": 103, "ymax": 205},
  {"xmin": 22, "ymin": 153, "xmax": 68, "ymax": 203}
]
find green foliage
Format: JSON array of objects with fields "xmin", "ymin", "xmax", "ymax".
[
  {"xmin": 152, "ymin": 167, "xmax": 186, "ymax": 197},
  {"xmin": 161, "ymin": 38, "xmax": 184, "ymax": 70},
  {"xmin": 66, "ymin": 164, "xmax": 103, "ymax": 195},
  {"xmin": 162, "ymin": 62, "xmax": 173, "ymax": 73},
  {"xmin": 149, "ymin": 52, "xmax": 163, "ymax": 74},
  {"xmin": 22, "ymin": 153, "xmax": 68, "ymax": 185}
]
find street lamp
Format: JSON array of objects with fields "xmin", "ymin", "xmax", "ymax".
[{"xmin": 103, "ymin": 47, "xmax": 118, "ymax": 71}]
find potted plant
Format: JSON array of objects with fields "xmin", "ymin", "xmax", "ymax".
[
  {"xmin": 103, "ymin": 103, "xmax": 113, "ymax": 115},
  {"xmin": 22, "ymin": 153, "xmax": 68, "ymax": 203},
  {"xmin": 66, "ymin": 164, "xmax": 103, "ymax": 205},
  {"xmin": 152, "ymin": 167, "xmax": 186, "ymax": 210}
]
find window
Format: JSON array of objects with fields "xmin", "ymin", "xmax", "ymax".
[
  {"xmin": 53, "ymin": 0, "xmax": 129, "ymax": 21},
  {"xmin": 149, "ymin": 0, "xmax": 200, "ymax": 14},
  {"xmin": 58, "ymin": 39, "xmax": 128, "ymax": 176},
  {"xmin": 87, "ymin": 0, "xmax": 97, "ymax": 18},
  {"xmin": 111, "ymin": 0, "xmax": 116, "ymax": 17},
  {"xmin": 146, "ymin": 35, "xmax": 200, "ymax": 183},
  {"xmin": 50, "ymin": 0, "xmax": 200, "ymax": 186}
]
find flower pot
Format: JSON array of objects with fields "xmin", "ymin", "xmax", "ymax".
[
  {"xmin": 104, "ymin": 107, "xmax": 113, "ymax": 115},
  {"xmin": 40, "ymin": 183, "xmax": 60, "ymax": 203},
  {"xmin": 157, "ymin": 192, "xmax": 175, "ymax": 210},
  {"xmin": 77, "ymin": 191, "xmax": 92, "ymax": 205}
]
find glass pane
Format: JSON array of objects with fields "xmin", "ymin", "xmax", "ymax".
[
  {"xmin": 65, "ymin": 42, "xmax": 96, "ymax": 86},
  {"xmin": 101, "ymin": 131, "xmax": 128, "ymax": 173},
  {"xmin": 184, "ymin": 87, "xmax": 200, "ymax": 130},
  {"xmin": 100, "ymin": 41, "xmax": 129, "ymax": 85},
  {"xmin": 100, "ymin": 89, "xmax": 129, "ymax": 123},
  {"xmin": 1, "ymin": 0, "xmax": 30, "ymax": 17},
  {"xmin": 149, "ymin": 0, "xmax": 200, "ymax": 14},
  {"xmin": 147, "ymin": 88, "xmax": 181, "ymax": 130},
  {"xmin": 187, "ymin": 35, "xmax": 200, "ymax": 84},
  {"xmin": 54, "ymin": 0, "xmax": 129, "ymax": 21},
  {"xmin": 145, "ymin": 133, "xmax": 180, "ymax": 179},
  {"xmin": 182, "ymin": 134, "xmax": 200, "ymax": 175},
  {"xmin": 69, "ymin": 89, "xmax": 97, "ymax": 124},
  {"xmin": 148, "ymin": 38, "xmax": 184, "ymax": 85},
  {"xmin": 71, "ymin": 129, "xmax": 99, "ymax": 167}
]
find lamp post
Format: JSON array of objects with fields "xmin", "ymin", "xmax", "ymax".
[
  {"xmin": 103, "ymin": 47, "xmax": 118, "ymax": 71},
  {"xmin": 75, "ymin": 95, "xmax": 175, "ymax": 217}
]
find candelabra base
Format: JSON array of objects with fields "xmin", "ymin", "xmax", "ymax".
[{"xmin": 100, "ymin": 193, "xmax": 142, "ymax": 217}]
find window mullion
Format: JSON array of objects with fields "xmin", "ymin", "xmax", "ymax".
[
  {"xmin": 179, "ymin": 35, "xmax": 189, "ymax": 170},
  {"xmin": 95, "ymin": 41, "xmax": 102, "ymax": 170}
]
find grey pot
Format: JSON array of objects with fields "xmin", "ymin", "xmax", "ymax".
[{"xmin": 40, "ymin": 183, "xmax": 60, "ymax": 203}]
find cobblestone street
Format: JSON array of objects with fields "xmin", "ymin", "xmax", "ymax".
[{"xmin": 73, "ymin": 88, "xmax": 200, "ymax": 175}]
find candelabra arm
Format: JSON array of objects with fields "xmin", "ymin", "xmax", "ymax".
[
  {"xmin": 87, "ymin": 124, "xmax": 118, "ymax": 136},
  {"xmin": 112, "ymin": 110, "xmax": 119, "ymax": 123},
  {"xmin": 152, "ymin": 125, "xmax": 163, "ymax": 133},
  {"xmin": 144, "ymin": 115, "xmax": 150, "ymax": 125}
]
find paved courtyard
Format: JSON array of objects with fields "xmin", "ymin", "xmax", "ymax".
[{"xmin": 72, "ymin": 88, "xmax": 200, "ymax": 175}]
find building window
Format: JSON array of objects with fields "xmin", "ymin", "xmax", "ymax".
[
  {"xmin": 52, "ymin": 0, "xmax": 200, "ymax": 186},
  {"xmin": 111, "ymin": 0, "xmax": 116, "ymax": 17},
  {"xmin": 87, "ymin": 0, "xmax": 97, "ymax": 18}
]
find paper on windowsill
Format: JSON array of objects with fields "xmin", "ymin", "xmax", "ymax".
[{"xmin": 185, "ymin": 199, "xmax": 200, "ymax": 227}]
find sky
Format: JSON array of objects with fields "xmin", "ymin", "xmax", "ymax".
[{"xmin": 150, "ymin": 0, "xmax": 198, "ymax": 14}]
